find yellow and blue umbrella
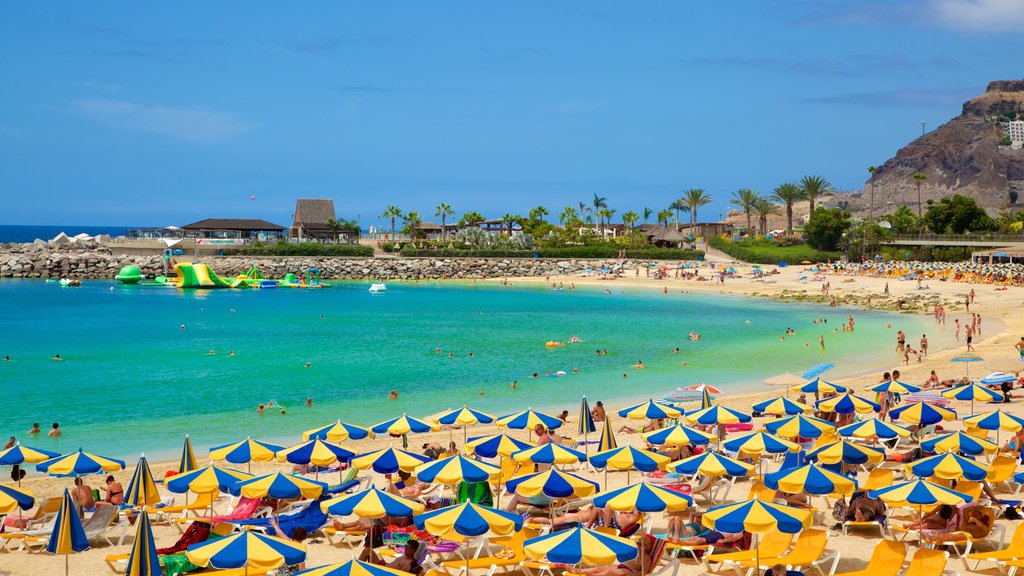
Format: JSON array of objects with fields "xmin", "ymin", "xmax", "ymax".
[
  {"xmin": 351, "ymin": 448, "xmax": 432, "ymax": 475},
  {"xmin": 0, "ymin": 444, "xmax": 60, "ymax": 467},
  {"xmin": 414, "ymin": 454, "xmax": 501, "ymax": 485},
  {"xmin": 752, "ymin": 396, "xmax": 812, "ymax": 416},
  {"xmin": 209, "ymin": 437, "xmax": 284, "ymax": 472},
  {"xmin": 671, "ymin": 451, "xmax": 754, "ymax": 478},
  {"xmin": 763, "ymin": 415, "xmax": 836, "ymax": 439},
  {"xmin": 0, "ymin": 483, "xmax": 34, "ymax": 515},
  {"xmin": 303, "ymin": 420, "xmax": 375, "ymax": 442},
  {"xmin": 524, "ymin": 527, "xmax": 638, "ymax": 565},
  {"xmin": 46, "ymin": 488, "xmax": 89, "ymax": 575},
  {"xmin": 415, "ymin": 501, "xmax": 522, "ymax": 537},
  {"xmin": 890, "ymin": 401, "xmax": 957, "ymax": 425},
  {"xmin": 723, "ymin": 432, "xmax": 800, "ymax": 457},
  {"xmin": 590, "ymin": 446, "xmax": 669, "ymax": 473},
  {"xmin": 941, "ymin": 384, "xmax": 1004, "ymax": 414},
  {"xmin": 815, "ymin": 393, "xmax": 880, "ymax": 415},
  {"xmin": 617, "ymin": 399, "xmax": 682, "ymax": 420},
  {"xmin": 276, "ymin": 439, "xmax": 357, "ymax": 479},
  {"xmin": 294, "ymin": 559, "xmax": 413, "ymax": 576},
  {"xmin": 178, "ymin": 435, "xmax": 198, "ymax": 475},
  {"xmin": 465, "ymin": 434, "xmax": 534, "ymax": 459},
  {"xmin": 229, "ymin": 472, "xmax": 327, "ymax": 500},
  {"xmin": 597, "ymin": 417, "xmax": 617, "ymax": 452},
  {"xmin": 166, "ymin": 464, "xmax": 253, "ymax": 495},
  {"xmin": 125, "ymin": 508, "xmax": 160, "ymax": 576},
  {"xmin": 791, "ymin": 378, "xmax": 847, "ymax": 395},
  {"xmin": 320, "ymin": 487, "xmax": 425, "ymax": 518},
  {"xmin": 497, "ymin": 408, "xmax": 564, "ymax": 432},
  {"xmin": 684, "ymin": 405, "xmax": 751, "ymax": 426},
  {"xmin": 593, "ymin": 482, "xmax": 692, "ymax": 513},
  {"xmin": 36, "ymin": 448, "xmax": 126, "ymax": 477},
  {"xmin": 951, "ymin": 352, "xmax": 985, "ymax": 381},
  {"xmin": 642, "ymin": 424, "xmax": 716, "ymax": 447},
  {"xmin": 435, "ymin": 406, "xmax": 496, "ymax": 443},
  {"xmin": 186, "ymin": 530, "xmax": 306, "ymax": 573},
  {"xmin": 701, "ymin": 388, "xmax": 714, "ymax": 410},
  {"xmin": 506, "ymin": 468, "xmax": 600, "ymax": 499},
  {"xmin": 511, "ymin": 443, "xmax": 587, "ymax": 466},
  {"xmin": 807, "ymin": 440, "xmax": 885, "ymax": 466},
  {"xmin": 906, "ymin": 452, "xmax": 989, "ymax": 482},
  {"xmin": 921, "ymin": 431, "xmax": 998, "ymax": 456},
  {"xmin": 963, "ymin": 410, "xmax": 1024, "ymax": 445},
  {"xmin": 701, "ymin": 498, "xmax": 812, "ymax": 572},
  {"xmin": 869, "ymin": 479, "xmax": 971, "ymax": 542},
  {"xmin": 838, "ymin": 418, "xmax": 912, "ymax": 440},
  {"xmin": 124, "ymin": 455, "xmax": 162, "ymax": 507},
  {"xmin": 866, "ymin": 380, "xmax": 922, "ymax": 394},
  {"xmin": 578, "ymin": 397, "xmax": 598, "ymax": 454},
  {"xmin": 764, "ymin": 464, "xmax": 857, "ymax": 496},
  {"xmin": 371, "ymin": 414, "xmax": 441, "ymax": 436}
]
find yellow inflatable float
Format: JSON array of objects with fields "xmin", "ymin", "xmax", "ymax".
[{"xmin": 545, "ymin": 341, "xmax": 565, "ymax": 348}]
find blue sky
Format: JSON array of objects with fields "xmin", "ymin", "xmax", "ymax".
[{"xmin": 1, "ymin": 1, "xmax": 1022, "ymax": 227}]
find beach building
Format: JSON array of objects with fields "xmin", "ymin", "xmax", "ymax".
[
  {"xmin": 1009, "ymin": 120, "xmax": 1024, "ymax": 150},
  {"xmin": 290, "ymin": 198, "xmax": 338, "ymax": 241},
  {"xmin": 181, "ymin": 218, "xmax": 287, "ymax": 242}
]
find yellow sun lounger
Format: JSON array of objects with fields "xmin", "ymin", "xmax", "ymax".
[
  {"xmin": 705, "ymin": 531, "xmax": 793, "ymax": 573},
  {"xmin": 965, "ymin": 522, "xmax": 1024, "ymax": 572},
  {"xmin": 833, "ymin": 540, "xmax": 906, "ymax": 576},
  {"xmin": 903, "ymin": 548, "xmax": 950, "ymax": 576},
  {"xmin": 736, "ymin": 529, "xmax": 838, "ymax": 576}
]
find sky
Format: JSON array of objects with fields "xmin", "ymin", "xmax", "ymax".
[{"xmin": 1, "ymin": 1, "xmax": 1023, "ymax": 227}]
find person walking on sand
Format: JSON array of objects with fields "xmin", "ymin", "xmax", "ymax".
[
  {"xmin": 955, "ymin": 319, "xmax": 961, "ymax": 342},
  {"xmin": 819, "ymin": 335, "xmax": 825, "ymax": 350},
  {"xmin": 1016, "ymin": 337, "xmax": 1024, "ymax": 359},
  {"xmin": 896, "ymin": 330, "xmax": 906, "ymax": 353},
  {"xmin": 966, "ymin": 325, "xmax": 975, "ymax": 352},
  {"xmin": 965, "ymin": 295, "xmax": 970, "ymax": 312},
  {"xmin": 920, "ymin": 334, "xmax": 928, "ymax": 358}
]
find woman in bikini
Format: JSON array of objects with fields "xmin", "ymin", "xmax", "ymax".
[{"xmin": 96, "ymin": 475, "xmax": 124, "ymax": 507}]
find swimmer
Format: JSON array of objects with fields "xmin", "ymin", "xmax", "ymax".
[
  {"xmin": 280, "ymin": 409, "xmax": 286, "ymax": 415},
  {"xmin": 573, "ymin": 368, "xmax": 579, "ymax": 374},
  {"xmin": 229, "ymin": 351, "xmax": 235, "ymax": 356},
  {"xmin": 511, "ymin": 380, "xmax": 517, "ymax": 390},
  {"xmin": 478, "ymin": 391, "xmax": 485, "ymax": 396},
  {"xmin": 53, "ymin": 354, "xmax": 62, "ymax": 361},
  {"xmin": 320, "ymin": 315, "xmax": 324, "ymax": 320},
  {"xmin": 532, "ymin": 373, "xmax": 539, "ymax": 378},
  {"xmin": 468, "ymin": 352, "xmax": 474, "ymax": 358},
  {"xmin": 267, "ymin": 401, "xmax": 275, "ymax": 407},
  {"xmin": 388, "ymin": 390, "xmax": 399, "ymax": 400},
  {"xmin": 603, "ymin": 349, "xmax": 609, "ymax": 355},
  {"xmin": 448, "ymin": 352, "xmax": 454, "ymax": 359},
  {"xmin": 596, "ymin": 349, "xmax": 602, "ymax": 356},
  {"xmin": 681, "ymin": 361, "xmax": 687, "ymax": 367},
  {"xmin": 258, "ymin": 404, "xmax": 265, "ymax": 415},
  {"xmin": 180, "ymin": 324, "xmax": 185, "ymax": 330},
  {"xmin": 304, "ymin": 362, "xmax": 311, "ymax": 368},
  {"xmin": 622, "ymin": 373, "xmax": 628, "ymax": 379},
  {"xmin": 3, "ymin": 356, "xmax": 9, "ymax": 361},
  {"xmin": 745, "ymin": 320, "xmax": 751, "ymax": 325},
  {"xmin": 632, "ymin": 360, "xmax": 645, "ymax": 369},
  {"xmin": 49, "ymin": 423, "xmax": 61, "ymax": 437},
  {"xmin": 435, "ymin": 347, "xmax": 442, "ymax": 354},
  {"xmin": 208, "ymin": 350, "xmax": 216, "ymax": 355},
  {"xmin": 672, "ymin": 347, "xmax": 680, "ymax": 354},
  {"xmin": 28, "ymin": 423, "xmax": 40, "ymax": 434},
  {"xmin": 805, "ymin": 341, "xmax": 810, "ymax": 347},
  {"xmin": 305, "ymin": 397, "xmax": 313, "ymax": 406}
]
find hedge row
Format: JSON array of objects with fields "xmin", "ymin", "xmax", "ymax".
[
  {"xmin": 708, "ymin": 237, "xmax": 839, "ymax": 264},
  {"xmin": 398, "ymin": 246, "xmax": 705, "ymax": 260},
  {"xmin": 228, "ymin": 242, "xmax": 374, "ymax": 257}
]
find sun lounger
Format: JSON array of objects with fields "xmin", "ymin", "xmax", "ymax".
[
  {"xmin": 833, "ymin": 540, "xmax": 906, "ymax": 576},
  {"xmin": 231, "ymin": 498, "xmax": 330, "ymax": 538},
  {"xmin": 148, "ymin": 491, "xmax": 220, "ymax": 522},
  {"xmin": 988, "ymin": 455, "xmax": 1018, "ymax": 491},
  {"xmin": 965, "ymin": 522, "xmax": 1024, "ymax": 572},
  {"xmin": 904, "ymin": 548, "xmax": 953, "ymax": 576},
  {"xmin": 736, "ymin": 529, "xmax": 838, "ymax": 576},
  {"xmin": 174, "ymin": 496, "xmax": 269, "ymax": 531},
  {"xmin": 2, "ymin": 496, "xmax": 61, "ymax": 530},
  {"xmin": 323, "ymin": 525, "xmax": 369, "ymax": 549},
  {"xmin": 706, "ymin": 531, "xmax": 792, "ymax": 574},
  {"xmin": 442, "ymin": 526, "xmax": 538, "ymax": 576}
]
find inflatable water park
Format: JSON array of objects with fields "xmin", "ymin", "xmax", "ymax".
[{"xmin": 112, "ymin": 263, "xmax": 329, "ymax": 289}]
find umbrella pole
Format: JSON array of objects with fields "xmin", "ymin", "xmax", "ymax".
[
  {"xmin": 755, "ymin": 533, "xmax": 760, "ymax": 575},
  {"xmin": 65, "ymin": 555, "xmax": 69, "ymax": 576},
  {"xmin": 604, "ymin": 469, "xmax": 608, "ymax": 491}
]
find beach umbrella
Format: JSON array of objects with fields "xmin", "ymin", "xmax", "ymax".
[
  {"xmin": 303, "ymin": 420, "xmax": 374, "ymax": 442},
  {"xmin": 642, "ymin": 424, "xmax": 716, "ymax": 447},
  {"xmin": 617, "ymin": 399, "xmax": 682, "ymax": 420},
  {"xmin": 701, "ymin": 498, "xmax": 812, "ymax": 573},
  {"xmin": 229, "ymin": 472, "xmax": 327, "ymax": 500},
  {"xmin": 414, "ymin": 454, "xmax": 501, "ymax": 485},
  {"xmin": 0, "ymin": 443, "xmax": 60, "ymax": 471},
  {"xmin": 921, "ymin": 431, "xmax": 998, "ymax": 457},
  {"xmin": 351, "ymin": 448, "xmax": 432, "ymax": 475},
  {"xmin": 125, "ymin": 508, "xmax": 160, "ymax": 576},
  {"xmin": 906, "ymin": 452, "xmax": 989, "ymax": 482},
  {"xmin": 684, "ymin": 384, "xmax": 723, "ymax": 395},
  {"xmin": 578, "ymin": 397, "xmax": 598, "ymax": 454},
  {"xmin": 865, "ymin": 380, "xmax": 922, "ymax": 394},
  {"xmin": 511, "ymin": 443, "xmax": 587, "ymax": 466},
  {"xmin": 320, "ymin": 487, "xmax": 425, "ymax": 519},
  {"xmin": 506, "ymin": 468, "xmax": 600, "ymax": 502},
  {"xmin": 597, "ymin": 417, "xmax": 618, "ymax": 452},
  {"xmin": 791, "ymin": 378, "xmax": 847, "ymax": 395},
  {"xmin": 684, "ymin": 405, "xmax": 751, "ymax": 426},
  {"xmin": 869, "ymin": 479, "xmax": 971, "ymax": 542},
  {"xmin": 589, "ymin": 446, "xmax": 670, "ymax": 488},
  {"xmin": 496, "ymin": 408, "xmax": 564, "ymax": 438},
  {"xmin": 722, "ymin": 432, "xmax": 799, "ymax": 460},
  {"xmin": 802, "ymin": 363, "xmax": 835, "ymax": 380},
  {"xmin": 435, "ymin": 405, "xmax": 496, "ymax": 444},
  {"xmin": 670, "ymin": 452, "xmax": 754, "ymax": 484},
  {"xmin": 594, "ymin": 482, "xmax": 692, "ymax": 513},
  {"xmin": 806, "ymin": 440, "xmax": 885, "ymax": 466},
  {"xmin": 981, "ymin": 372, "xmax": 1018, "ymax": 385},
  {"xmin": 890, "ymin": 401, "xmax": 957, "ymax": 425},
  {"xmin": 186, "ymin": 530, "xmax": 306, "ymax": 574},
  {"xmin": 764, "ymin": 464, "xmax": 857, "ymax": 497},
  {"xmin": 951, "ymin": 352, "xmax": 985, "ymax": 381},
  {"xmin": 166, "ymin": 464, "xmax": 253, "ymax": 495},
  {"xmin": 0, "ymin": 483, "xmax": 34, "ymax": 515},
  {"xmin": 752, "ymin": 396, "xmax": 812, "ymax": 416},
  {"xmin": 941, "ymin": 384, "xmax": 1004, "ymax": 414},
  {"xmin": 371, "ymin": 414, "xmax": 441, "ymax": 436},
  {"xmin": 178, "ymin": 435, "xmax": 198, "ymax": 474},
  {"xmin": 524, "ymin": 527, "xmax": 638, "ymax": 566},
  {"xmin": 815, "ymin": 393, "xmax": 880, "ymax": 415},
  {"xmin": 838, "ymin": 418, "xmax": 912, "ymax": 440},
  {"xmin": 36, "ymin": 448, "xmax": 126, "ymax": 477},
  {"xmin": 46, "ymin": 488, "xmax": 89, "ymax": 576},
  {"xmin": 763, "ymin": 415, "xmax": 836, "ymax": 439},
  {"xmin": 963, "ymin": 410, "xmax": 1024, "ymax": 445},
  {"xmin": 124, "ymin": 455, "xmax": 162, "ymax": 508},
  {"xmin": 276, "ymin": 439, "xmax": 357, "ymax": 481},
  {"xmin": 700, "ymin": 387, "xmax": 714, "ymax": 409},
  {"xmin": 293, "ymin": 559, "xmax": 413, "ymax": 576},
  {"xmin": 464, "ymin": 434, "xmax": 535, "ymax": 459},
  {"xmin": 208, "ymin": 437, "xmax": 284, "ymax": 473},
  {"xmin": 414, "ymin": 502, "xmax": 523, "ymax": 575},
  {"xmin": 763, "ymin": 373, "xmax": 806, "ymax": 397}
]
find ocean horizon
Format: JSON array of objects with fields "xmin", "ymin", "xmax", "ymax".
[{"xmin": 0, "ymin": 224, "xmax": 138, "ymax": 243}]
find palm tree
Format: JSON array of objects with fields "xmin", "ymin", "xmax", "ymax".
[
  {"xmin": 753, "ymin": 198, "xmax": 779, "ymax": 236},
  {"xmin": 682, "ymin": 189, "xmax": 713, "ymax": 226},
  {"xmin": 326, "ymin": 218, "xmax": 342, "ymax": 243},
  {"xmin": 435, "ymin": 203, "xmax": 454, "ymax": 243},
  {"xmin": 622, "ymin": 210, "xmax": 639, "ymax": 232},
  {"xmin": 528, "ymin": 205, "xmax": 549, "ymax": 225},
  {"xmin": 669, "ymin": 199, "xmax": 688, "ymax": 231},
  {"xmin": 799, "ymin": 175, "xmax": 832, "ymax": 216},
  {"xmin": 730, "ymin": 189, "xmax": 760, "ymax": 233},
  {"xmin": 383, "ymin": 205, "xmax": 403, "ymax": 238},
  {"xmin": 598, "ymin": 207, "xmax": 615, "ymax": 236},
  {"xmin": 501, "ymin": 213, "xmax": 515, "ymax": 237},
  {"xmin": 656, "ymin": 209, "xmax": 673, "ymax": 228},
  {"xmin": 867, "ymin": 166, "xmax": 877, "ymax": 221},
  {"xmin": 771, "ymin": 183, "xmax": 806, "ymax": 235},
  {"xmin": 402, "ymin": 211, "xmax": 422, "ymax": 246},
  {"xmin": 592, "ymin": 194, "xmax": 608, "ymax": 233},
  {"xmin": 643, "ymin": 207, "xmax": 652, "ymax": 224},
  {"xmin": 559, "ymin": 206, "xmax": 579, "ymax": 228},
  {"xmin": 912, "ymin": 173, "xmax": 927, "ymax": 219}
]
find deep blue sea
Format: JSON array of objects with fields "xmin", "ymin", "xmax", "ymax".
[{"xmin": 0, "ymin": 224, "xmax": 136, "ymax": 243}]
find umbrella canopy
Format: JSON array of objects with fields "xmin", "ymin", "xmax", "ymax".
[
  {"xmin": 124, "ymin": 455, "xmax": 161, "ymax": 507},
  {"xmin": 464, "ymin": 434, "xmax": 534, "ymax": 459},
  {"xmin": 869, "ymin": 479, "xmax": 971, "ymax": 507},
  {"xmin": 371, "ymin": 414, "xmax": 441, "ymax": 436},
  {"xmin": 951, "ymin": 353, "xmax": 985, "ymax": 363},
  {"xmin": 46, "ymin": 488, "xmax": 89, "ymax": 555},
  {"xmin": 229, "ymin": 472, "xmax": 327, "ymax": 500},
  {"xmin": 303, "ymin": 421, "xmax": 374, "ymax": 442},
  {"xmin": 921, "ymin": 431, "xmax": 998, "ymax": 456},
  {"xmin": 700, "ymin": 388, "xmax": 714, "ymax": 410},
  {"xmin": 791, "ymin": 378, "xmax": 847, "ymax": 395},
  {"xmin": 723, "ymin": 432, "xmax": 800, "ymax": 457},
  {"xmin": 0, "ymin": 444, "xmax": 60, "ymax": 466},
  {"xmin": 815, "ymin": 393, "xmax": 880, "ymax": 415},
  {"xmin": 294, "ymin": 560, "xmax": 414, "ymax": 576},
  {"xmin": 524, "ymin": 527, "xmax": 638, "ymax": 565},
  {"xmin": 589, "ymin": 446, "xmax": 670, "ymax": 473},
  {"xmin": 36, "ymin": 449, "xmax": 126, "ymax": 477},
  {"xmin": 838, "ymin": 418, "xmax": 912, "ymax": 440},
  {"xmin": 578, "ymin": 397, "xmax": 597, "ymax": 436},
  {"xmin": 414, "ymin": 502, "xmax": 522, "ymax": 537},
  {"xmin": 320, "ymin": 487, "xmax": 425, "ymax": 518},
  {"xmin": 806, "ymin": 440, "xmax": 885, "ymax": 466},
  {"xmin": 351, "ymin": 448, "xmax": 432, "ymax": 475},
  {"xmin": 0, "ymin": 483, "xmax": 34, "ymax": 514},
  {"xmin": 597, "ymin": 417, "xmax": 618, "ymax": 452},
  {"xmin": 941, "ymin": 384, "xmax": 1004, "ymax": 414},
  {"xmin": 890, "ymin": 401, "xmax": 957, "ymax": 425},
  {"xmin": 506, "ymin": 469, "xmax": 600, "ymax": 499},
  {"xmin": 414, "ymin": 454, "xmax": 501, "ymax": 485},
  {"xmin": 865, "ymin": 380, "xmax": 922, "ymax": 394},
  {"xmin": 617, "ymin": 399, "xmax": 682, "ymax": 420},
  {"xmin": 592, "ymin": 482, "xmax": 692, "ymax": 513},
  {"xmin": 763, "ymin": 415, "xmax": 837, "ymax": 439},
  {"xmin": 435, "ymin": 406, "xmax": 495, "ymax": 426},
  {"xmin": 511, "ymin": 443, "xmax": 587, "ymax": 466},
  {"xmin": 702, "ymin": 498, "xmax": 812, "ymax": 534},
  {"xmin": 209, "ymin": 437, "xmax": 284, "ymax": 466},
  {"xmin": 125, "ymin": 509, "xmax": 161, "ymax": 576},
  {"xmin": 178, "ymin": 435, "xmax": 198, "ymax": 475},
  {"xmin": 764, "ymin": 464, "xmax": 857, "ymax": 496},
  {"xmin": 752, "ymin": 396, "xmax": 812, "ymax": 416},
  {"xmin": 642, "ymin": 424, "xmax": 716, "ymax": 447},
  {"xmin": 906, "ymin": 453, "xmax": 989, "ymax": 482},
  {"xmin": 964, "ymin": 410, "xmax": 1024, "ymax": 432},
  {"xmin": 981, "ymin": 372, "xmax": 1018, "ymax": 385},
  {"xmin": 186, "ymin": 530, "xmax": 306, "ymax": 571},
  {"xmin": 496, "ymin": 408, "xmax": 564, "ymax": 431},
  {"xmin": 763, "ymin": 373, "xmax": 806, "ymax": 387},
  {"xmin": 671, "ymin": 452, "xmax": 754, "ymax": 477},
  {"xmin": 166, "ymin": 465, "xmax": 253, "ymax": 495},
  {"xmin": 684, "ymin": 384, "xmax": 723, "ymax": 394},
  {"xmin": 276, "ymin": 439, "xmax": 357, "ymax": 468},
  {"xmin": 684, "ymin": 405, "xmax": 751, "ymax": 426}
]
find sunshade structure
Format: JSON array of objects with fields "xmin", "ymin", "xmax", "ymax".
[
  {"xmin": 276, "ymin": 439, "xmax": 357, "ymax": 481},
  {"xmin": 414, "ymin": 454, "xmax": 501, "ymax": 485},
  {"xmin": 684, "ymin": 405, "xmax": 751, "ymax": 426},
  {"xmin": 596, "ymin": 417, "xmax": 618, "ymax": 452},
  {"xmin": 869, "ymin": 480, "xmax": 971, "ymax": 542},
  {"xmin": 981, "ymin": 372, "xmax": 1018, "ymax": 385},
  {"xmin": 763, "ymin": 373, "xmax": 806, "ymax": 397},
  {"xmin": 497, "ymin": 408, "xmax": 564, "ymax": 439},
  {"xmin": 230, "ymin": 472, "xmax": 327, "ymax": 500},
  {"xmin": 464, "ymin": 434, "xmax": 534, "ymax": 459},
  {"xmin": 178, "ymin": 435, "xmax": 198, "ymax": 475},
  {"xmin": 507, "ymin": 468, "xmax": 600, "ymax": 502},
  {"xmin": 701, "ymin": 498, "xmax": 813, "ymax": 572},
  {"xmin": 414, "ymin": 502, "xmax": 523, "ymax": 575},
  {"xmin": 435, "ymin": 406, "xmax": 496, "ymax": 443},
  {"xmin": 963, "ymin": 410, "xmax": 1024, "ymax": 445},
  {"xmin": 351, "ymin": 448, "xmax": 432, "ymax": 475},
  {"xmin": 617, "ymin": 399, "xmax": 682, "ymax": 420},
  {"xmin": 642, "ymin": 424, "xmax": 716, "ymax": 447},
  {"xmin": 0, "ymin": 444, "xmax": 59, "ymax": 471},
  {"xmin": 890, "ymin": 401, "xmax": 957, "ymax": 425},
  {"xmin": 124, "ymin": 455, "xmax": 162, "ymax": 508},
  {"xmin": 578, "ymin": 397, "xmax": 598, "ymax": 454},
  {"xmin": 763, "ymin": 415, "xmax": 837, "ymax": 439},
  {"xmin": 791, "ymin": 378, "xmax": 847, "ymax": 395},
  {"xmin": 303, "ymin": 421, "xmax": 374, "ymax": 442},
  {"xmin": 838, "ymin": 418, "xmax": 912, "ymax": 440},
  {"xmin": 670, "ymin": 452, "xmax": 754, "ymax": 489},
  {"xmin": 167, "ymin": 465, "xmax": 253, "ymax": 496},
  {"xmin": 752, "ymin": 396, "xmax": 812, "ymax": 416},
  {"xmin": 36, "ymin": 448, "xmax": 126, "ymax": 477},
  {"xmin": 593, "ymin": 482, "xmax": 692, "ymax": 513},
  {"xmin": 371, "ymin": 414, "xmax": 441, "ymax": 436},
  {"xmin": 764, "ymin": 464, "xmax": 857, "ymax": 497},
  {"xmin": 511, "ymin": 443, "xmax": 587, "ymax": 466},
  {"xmin": 524, "ymin": 527, "xmax": 638, "ymax": 566},
  {"xmin": 865, "ymin": 380, "xmax": 922, "ymax": 394},
  {"xmin": 815, "ymin": 393, "xmax": 880, "ymax": 415},
  {"xmin": 806, "ymin": 440, "xmax": 885, "ymax": 466},
  {"xmin": 294, "ymin": 560, "xmax": 414, "ymax": 576},
  {"xmin": 700, "ymin": 388, "xmax": 714, "ymax": 410},
  {"xmin": 906, "ymin": 452, "xmax": 989, "ymax": 482},
  {"xmin": 951, "ymin": 352, "xmax": 985, "ymax": 381},
  {"xmin": 46, "ymin": 488, "xmax": 90, "ymax": 575},
  {"xmin": 125, "ymin": 509, "xmax": 160, "ymax": 576},
  {"xmin": 209, "ymin": 438, "xmax": 284, "ymax": 473},
  {"xmin": 320, "ymin": 487, "xmax": 425, "ymax": 519},
  {"xmin": 723, "ymin": 432, "xmax": 800, "ymax": 458},
  {"xmin": 186, "ymin": 531, "xmax": 306, "ymax": 574},
  {"xmin": 941, "ymin": 383, "xmax": 1004, "ymax": 414},
  {"xmin": 589, "ymin": 446, "xmax": 670, "ymax": 488},
  {"xmin": 920, "ymin": 431, "xmax": 998, "ymax": 457},
  {"xmin": 0, "ymin": 483, "xmax": 34, "ymax": 515}
]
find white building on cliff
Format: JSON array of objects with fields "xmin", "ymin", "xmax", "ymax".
[{"xmin": 1009, "ymin": 120, "xmax": 1024, "ymax": 150}]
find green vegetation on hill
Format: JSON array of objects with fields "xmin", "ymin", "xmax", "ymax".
[{"xmin": 709, "ymin": 236, "xmax": 840, "ymax": 264}]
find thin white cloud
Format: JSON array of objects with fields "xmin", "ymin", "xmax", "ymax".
[
  {"xmin": 931, "ymin": 0, "xmax": 1024, "ymax": 31},
  {"xmin": 70, "ymin": 99, "xmax": 255, "ymax": 142}
]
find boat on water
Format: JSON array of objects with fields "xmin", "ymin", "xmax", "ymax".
[
  {"xmin": 58, "ymin": 278, "xmax": 81, "ymax": 287},
  {"xmin": 369, "ymin": 283, "xmax": 387, "ymax": 293}
]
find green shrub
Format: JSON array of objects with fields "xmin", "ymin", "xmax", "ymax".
[
  {"xmin": 709, "ymin": 236, "xmax": 839, "ymax": 264},
  {"xmin": 771, "ymin": 235, "xmax": 805, "ymax": 247},
  {"xmin": 228, "ymin": 242, "xmax": 374, "ymax": 257},
  {"xmin": 398, "ymin": 246, "xmax": 703, "ymax": 260}
]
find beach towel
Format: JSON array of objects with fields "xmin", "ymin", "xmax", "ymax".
[
  {"xmin": 157, "ymin": 520, "xmax": 211, "ymax": 555},
  {"xmin": 209, "ymin": 496, "xmax": 261, "ymax": 525},
  {"xmin": 457, "ymin": 481, "xmax": 493, "ymax": 506}
]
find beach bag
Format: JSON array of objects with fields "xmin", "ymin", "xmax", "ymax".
[{"xmin": 832, "ymin": 497, "xmax": 848, "ymax": 522}]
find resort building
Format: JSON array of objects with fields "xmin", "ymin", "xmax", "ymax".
[
  {"xmin": 181, "ymin": 218, "xmax": 287, "ymax": 242},
  {"xmin": 1008, "ymin": 120, "xmax": 1024, "ymax": 150},
  {"xmin": 290, "ymin": 198, "xmax": 338, "ymax": 241}
]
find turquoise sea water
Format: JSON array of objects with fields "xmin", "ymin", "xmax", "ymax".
[{"xmin": 0, "ymin": 280, "xmax": 950, "ymax": 462}]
